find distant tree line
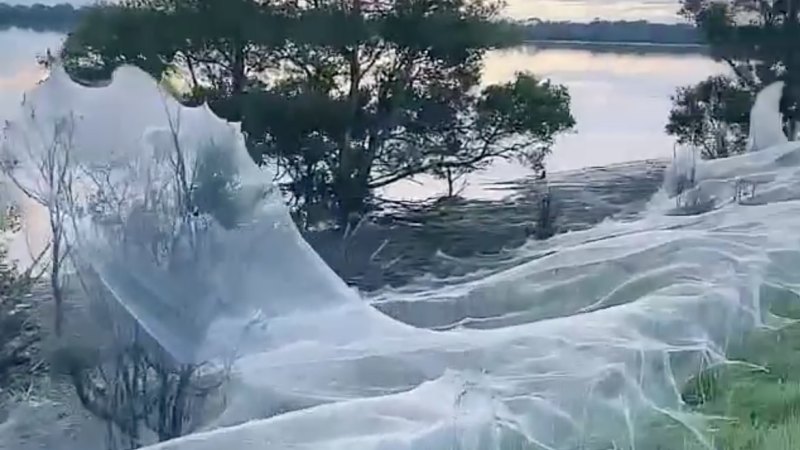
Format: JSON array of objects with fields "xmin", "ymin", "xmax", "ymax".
[
  {"xmin": 666, "ymin": 0, "xmax": 799, "ymax": 159},
  {"xmin": 522, "ymin": 19, "xmax": 704, "ymax": 45},
  {"xmin": 0, "ymin": 3, "xmax": 705, "ymax": 46},
  {"xmin": 0, "ymin": 3, "xmax": 83, "ymax": 32}
]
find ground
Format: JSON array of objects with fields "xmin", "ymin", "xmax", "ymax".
[
  {"xmin": 0, "ymin": 276, "xmax": 160, "ymax": 450},
  {"xmin": 307, "ymin": 160, "xmax": 667, "ymax": 291}
]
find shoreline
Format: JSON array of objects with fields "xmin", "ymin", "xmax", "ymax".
[{"xmin": 522, "ymin": 39, "xmax": 709, "ymax": 54}]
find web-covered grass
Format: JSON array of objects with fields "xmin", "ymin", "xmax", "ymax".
[{"xmin": 636, "ymin": 299, "xmax": 800, "ymax": 450}]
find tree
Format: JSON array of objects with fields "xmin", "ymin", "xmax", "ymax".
[
  {"xmin": 61, "ymin": 0, "xmax": 575, "ymax": 228},
  {"xmin": 52, "ymin": 341, "xmax": 225, "ymax": 450},
  {"xmin": 669, "ymin": 0, "xmax": 800, "ymax": 150},
  {"xmin": 681, "ymin": 0, "xmax": 800, "ymax": 96},
  {"xmin": 1, "ymin": 104, "xmax": 76, "ymax": 336},
  {"xmin": 43, "ymin": 105, "xmax": 238, "ymax": 450},
  {"xmin": 666, "ymin": 75, "xmax": 753, "ymax": 159}
]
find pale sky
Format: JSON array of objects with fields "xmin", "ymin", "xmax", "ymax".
[
  {"xmin": 507, "ymin": 0, "xmax": 681, "ymax": 23},
  {"xmin": 14, "ymin": 0, "xmax": 683, "ymax": 23}
]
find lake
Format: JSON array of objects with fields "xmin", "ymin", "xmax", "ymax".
[
  {"xmin": 0, "ymin": 29, "xmax": 726, "ymax": 201},
  {"xmin": 388, "ymin": 44, "xmax": 726, "ymax": 199}
]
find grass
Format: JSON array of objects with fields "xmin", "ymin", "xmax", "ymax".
[
  {"xmin": 680, "ymin": 325, "xmax": 800, "ymax": 449},
  {"xmin": 646, "ymin": 305, "xmax": 800, "ymax": 450},
  {"xmin": 577, "ymin": 289, "xmax": 800, "ymax": 450}
]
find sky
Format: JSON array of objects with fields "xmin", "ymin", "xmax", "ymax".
[
  {"xmin": 507, "ymin": 0, "xmax": 681, "ymax": 23},
  {"xmin": 12, "ymin": 0, "xmax": 683, "ymax": 23}
]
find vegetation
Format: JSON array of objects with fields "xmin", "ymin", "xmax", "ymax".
[
  {"xmin": 667, "ymin": 0, "xmax": 800, "ymax": 158},
  {"xmin": 58, "ymin": 0, "xmax": 575, "ymax": 228},
  {"xmin": 0, "ymin": 207, "xmax": 39, "ymax": 393},
  {"xmin": 666, "ymin": 321, "xmax": 800, "ymax": 450},
  {"xmin": 0, "ymin": 2, "xmax": 83, "ymax": 32},
  {"xmin": 667, "ymin": 75, "xmax": 753, "ymax": 159},
  {"xmin": 522, "ymin": 19, "xmax": 703, "ymax": 45},
  {"xmin": 0, "ymin": 3, "xmax": 707, "ymax": 47},
  {"xmin": 1, "ymin": 108, "xmax": 75, "ymax": 337},
  {"xmin": 52, "ymin": 341, "xmax": 226, "ymax": 450}
]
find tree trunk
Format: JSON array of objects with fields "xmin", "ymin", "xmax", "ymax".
[
  {"xmin": 446, "ymin": 168, "xmax": 455, "ymax": 197},
  {"xmin": 783, "ymin": 0, "xmax": 800, "ymax": 138},
  {"xmin": 51, "ymin": 227, "xmax": 64, "ymax": 336},
  {"xmin": 229, "ymin": 40, "xmax": 246, "ymax": 121},
  {"xmin": 335, "ymin": 1, "xmax": 366, "ymax": 230}
]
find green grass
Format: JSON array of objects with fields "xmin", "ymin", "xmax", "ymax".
[
  {"xmin": 661, "ymin": 322, "xmax": 800, "ymax": 450},
  {"xmin": 608, "ymin": 290, "xmax": 800, "ymax": 450}
]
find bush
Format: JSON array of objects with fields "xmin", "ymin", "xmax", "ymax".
[
  {"xmin": 52, "ymin": 340, "xmax": 227, "ymax": 450},
  {"xmin": 0, "ymin": 206, "xmax": 39, "ymax": 394}
]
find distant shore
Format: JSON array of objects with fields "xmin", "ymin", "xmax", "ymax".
[
  {"xmin": 522, "ymin": 40, "xmax": 709, "ymax": 55},
  {"xmin": 0, "ymin": 3, "xmax": 707, "ymax": 53}
]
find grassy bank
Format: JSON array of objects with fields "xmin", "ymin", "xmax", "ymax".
[
  {"xmin": 641, "ymin": 296, "xmax": 800, "ymax": 450},
  {"xmin": 677, "ymin": 323, "xmax": 800, "ymax": 449}
]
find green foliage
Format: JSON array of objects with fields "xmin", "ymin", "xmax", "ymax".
[
  {"xmin": 0, "ymin": 2, "xmax": 83, "ymax": 32},
  {"xmin": 61, "ymin": 3, "xmax": 174, "ymax": 83},
  {"xmin": 667, "ymin": 75, "xmax": 753, "ymax": 159},
  {"xmin": 680, "ymin": 0, "xmax": 800, "ymax": 91},
  {"xmin": 666, "ymin": 322, "xmax": 800, "ymax": 450},
  {"xmin": 670, "ymin": 0, "xmax": 800, "ymax": 151},
  {"xmin": 191, "ymin": 143, "xmax": 244, "ymax": 229},
  {"xmin": 61, "ymin": 0, "xmax": 575, "ymax": 228},
  {"xmin": 521, "ymin": 19, "xmax": 704, "ymax": 45}
]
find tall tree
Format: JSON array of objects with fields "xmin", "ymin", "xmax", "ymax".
[
  {"xmin": 667, "ymin": 0, "xmax": 800, "ymax": 155},
  {"xmin": 62, "ymin": 0, "xmax": 575, "ymax": 227}
]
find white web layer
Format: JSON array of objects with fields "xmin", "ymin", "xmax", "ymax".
[{"xmin": 5, "ymin": 67, "xmax": 799, "ymax": 449}]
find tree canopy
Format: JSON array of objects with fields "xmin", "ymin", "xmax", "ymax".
[
  {"xmin": 667, "ymin": 0, "xmax": 800, "ymax": 157},
  {"xmin": 667, "ymin": 75, "xmax": 753, "ymax": 158},
  {"xmin": 61, "ymin": 0, "xmax": 575, "ymax": 228}
]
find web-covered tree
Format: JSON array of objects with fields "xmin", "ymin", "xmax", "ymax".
[
  {"xmin": 0, "ymin": 207, "xmax": 41, "ymax": 388},
  {"xmin": 667, "ymin": 0, "xmax": 800, "ymax": 157},
  {"xmin": 61, "ymin": 0, "xmax": 575, "ymax": 228},
  {"xmin": 667, "ymin": 75, "xmax": 753, "ymax": 159}
]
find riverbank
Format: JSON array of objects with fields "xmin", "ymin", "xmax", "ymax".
[
  {"xmin": 308, "ymin": 158, "xmax": 668, "ymax": 293},
  {"xmin": 524, "ymin": 39, "xmax": 708, "ymax": 55}
]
